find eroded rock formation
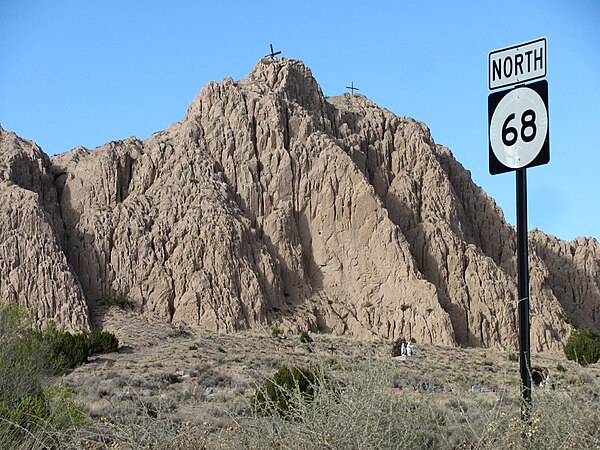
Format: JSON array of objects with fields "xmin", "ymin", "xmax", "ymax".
[{"xmin": 1, "ymin": 58, "xmax": 598, "ymax": 350}]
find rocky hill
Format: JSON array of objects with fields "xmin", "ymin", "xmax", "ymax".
[{"xmin": 1, "ymin": 58, "xmax": 598, "ymax": 350}]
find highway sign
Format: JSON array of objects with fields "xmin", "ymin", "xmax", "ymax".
[
  {"xmin": 487, "ymin": 39, "xmax": 550, "ymax": 418},
  {"xmin": 489, "ymin": 38, "xmax": 546, "ymax": 90},
  {"xmin": 488, "ymin": 80, "xmax": 549, "ymax": 175}
]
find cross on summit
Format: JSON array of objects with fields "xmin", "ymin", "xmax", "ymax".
[
  {"xmin": 346, "ymin": 81, "xmax": 359, "ymax": 94},
  {"xmin": 265, "ymin": 44, "xmax": 281, "ymax": 60}
]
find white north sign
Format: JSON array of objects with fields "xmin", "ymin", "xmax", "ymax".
[{"xmin": 488, "ymin": 38, "xmax": 546, "ymax": 90}]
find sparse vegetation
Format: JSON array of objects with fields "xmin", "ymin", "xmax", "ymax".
[
  {"xmin": 0, "ymin": 302, "xmax": 84, "ymax": 448},
  {"xmin": 271, "ymin": 325, "xmax": 281, "ymax": 338},
  {"xmin": 560, "ymin": 310, "xmax": 579, "ymax": 329},
  {"xmin": 299, "ymin": 331, "xmax": 313, "ymax": 344},
  {"xmin": 2, "ymin": 302, "xmax": 599, "ymax": 449},
  {"xmin": 229, "ymin": 357, "xmax": 600, "ymax": 449},
  {"xmin": 508, "ymin": 352, "xmax": 518, "ymax": 362},
  {"xmin": 104, "ymin": 288, "xmax": 133, "ymax": 309},
  {"xmin": 564, "ymin": 327, "xmax": 600, "ymax": 366}
]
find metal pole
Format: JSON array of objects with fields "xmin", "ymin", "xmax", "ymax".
[{"xmin": 516, "ymin": 168, "xmax": 532, "ymax": 418}]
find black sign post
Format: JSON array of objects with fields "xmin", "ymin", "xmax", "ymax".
[
  {"xmin": 488, "ymin": 38, "xmax": 549, "ymax": 423},
  {"xmin": 516, "ymin": 168, "xmax": 531, "ymax": 415}
]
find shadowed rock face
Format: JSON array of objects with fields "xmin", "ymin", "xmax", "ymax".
[{"xmin": 0, "ymin": 58, "xmax": 598, "ymax": 350}]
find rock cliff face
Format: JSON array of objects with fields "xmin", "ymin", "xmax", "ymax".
[
  {"xmin": 0, "ymin": 58, "xmax": 598, "ymax": 349},
  {"xmin": 0, "ymin": 131, "xmax": 89, "ymax": 330}
]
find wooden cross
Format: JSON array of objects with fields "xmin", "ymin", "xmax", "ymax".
[
  {"xmin": 265, "ymin": 44, "xmax": 282, "ymax": 60},
  {"xmin": 346, "ymin": 81, "xmax": 359, "ymax": 94}
]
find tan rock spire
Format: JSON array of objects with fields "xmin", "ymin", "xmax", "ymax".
[{"xmin": 0, "ymin": 58, "xmax": 597, "ymax": 350}]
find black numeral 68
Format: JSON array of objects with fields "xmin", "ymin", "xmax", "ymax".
[{"xmin": 502, "ymin": 109, "xmax": 537, "ymax": 146}]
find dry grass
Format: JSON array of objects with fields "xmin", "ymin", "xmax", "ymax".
[{"xmin": 9, "ymin": 306, "xmax": 600, "ymax": 449}]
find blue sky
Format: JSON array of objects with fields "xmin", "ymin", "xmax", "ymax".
[{"xmin": 1, "ymin": 1, "xmax": 598, "ymax": 241}]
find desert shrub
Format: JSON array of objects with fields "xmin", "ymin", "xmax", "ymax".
[
  {"xmin": 167, "ymin": 327, "xmax": 192, "ymax": 338},
  {"xmin": 87, "ymin": 330, "xmax": 119, "ymax": 354},
  {"xmin": 564, "ymin": 328, "xmax": 600, "ymax": 366},
  {"xmin": 556, "ymin": 363, "xmax": 566, "ymax": 373},
  {"xmin": 105, "ymin": 288, "xmax": 133, "ymax": 309},
  {"xmin": 42, "ymin": 387, "xmax": 85, "ymax": 428},
  {"xmin": 0, "ymin": 388, "xmax": 85, "ymax": 449},
  {"xmin": 271, "ymin": 325, "xmax": 281, "ymax": 338},
  {"xmin": 0, "ymin": 393, "xmax": 48, "ymax": 445},
  {"xmin": 0, "ymin": 303, "xmax": 48, "ymax": 404},
  {"xmin": 299, "ymin": 331, "xmax": 313, "ymax": 343},
  {"xmin": 46, "ymin": 323, "xmax": 89, "ymax": 373},
  {"xmin": 251, "ymin": 365, "xmax": 320, "ymax": 416},
  {"xmin": 508, "ymin": 352, "xmax": 519, "ymax": 362},
  {"xmin": 0, "ymin": 302, "xmax": 85, "ymax": 448}
]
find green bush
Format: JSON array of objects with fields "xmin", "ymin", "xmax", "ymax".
[
  {"xmin": 0, "ymin": 302, "xmax": 84, "ymax": 448},
  {"xmin": 299, "ymin": 331, "xmax": 313, "ymax": 343},
  {"xmin": 0, "ymin": 303, "xmax": 48, "ymax": 405},
  {"xmin": 564, "ymin": 328, "xmax": 600, "ymax": 366},
  {"xmin": 251, "ymin": 365, "xmax": 320, "ymax": 416},
  {"xmin": 46, "ymin": 323, "xmax": 89, "ymax": 373},
  {"xmin": 508, "ymin": 352, "xmax": 519, "ymax": 362},
  {"xmin": 271, "ymin": 325, "xmax": 281, "ymax": 338},
  {"xmin": 0, "ymin": 394, "xmax": 48, "ymax": 448},
  {"xmin": 42, "ymin": 387, "xmax": 85, "ymax": 429},
  {"xmin": 0, "ymin": 387, "xmax": 84, "ymax": 448},
  {"xmin": 87, "ymin": 330, "xmax": 119, "ymax": 354},
  {"xmin": 0, "ymin": 394, "xmax": 48, "ymax": 428}
]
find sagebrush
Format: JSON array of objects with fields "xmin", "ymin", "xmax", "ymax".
[
  {"xmin": 0, "ymin": 302, "xmax": 85, "ymax": 449},
  {"xmin": 564, "ymin": 328, "xmax": 600, "ymax": 366}
]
